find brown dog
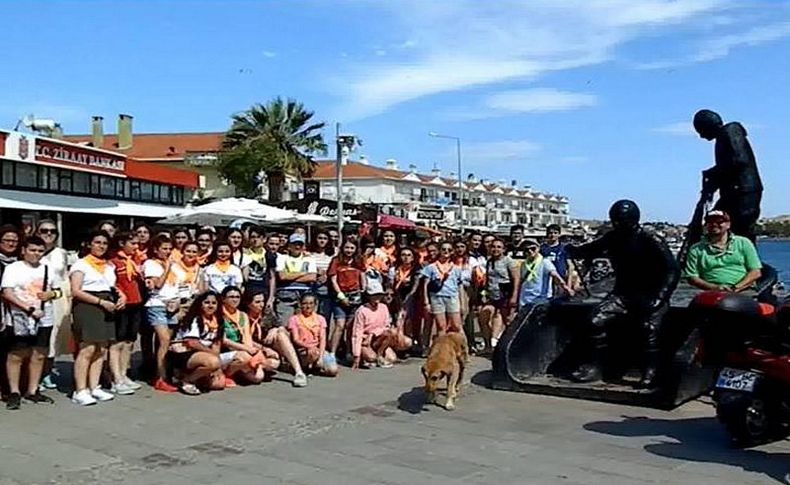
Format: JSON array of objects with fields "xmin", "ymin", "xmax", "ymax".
[{"xmin": 421, "ymin": 333, "xmax": 469, "ymax": 410}]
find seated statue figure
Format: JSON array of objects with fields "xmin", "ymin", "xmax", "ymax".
[
  {"xmin": 566, "ymin": 200, "xmax": 680, "ymax": 388},
  {"xmin": 683, "ymin": 210, "xmax": 762, "ymax": 293}
]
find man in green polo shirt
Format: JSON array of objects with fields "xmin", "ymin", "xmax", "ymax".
[{"xmin": 683, "ymin": 210, "xmax": 762, "ymax": 291}]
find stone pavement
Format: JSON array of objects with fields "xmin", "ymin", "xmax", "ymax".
[{"xmin": 0, "ymin": 357, "xmax": 788, "ymax": 485}]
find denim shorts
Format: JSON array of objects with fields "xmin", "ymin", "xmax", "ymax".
[
  {"xmin": 429, "ymin": 295, "xmax": 461, "ymax": 315},
  {"xmin": 333, "ymin": 301, "xmax": 360, "ymax": 320},
  {"xmin": 145, "ymin": 306, "xmax": 178, "ymax": 327}
]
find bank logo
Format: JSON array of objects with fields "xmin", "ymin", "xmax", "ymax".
[{"xmin": 18, "ymin": 135, "xmax": 29, "ymax": 160}]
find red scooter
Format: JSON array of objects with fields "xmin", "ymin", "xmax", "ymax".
[{"xmin": 693, "ymin": 290, "xmax": 790, "ymax": 446}]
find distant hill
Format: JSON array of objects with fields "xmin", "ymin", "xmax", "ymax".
[{"xmin": 762, "ymin": 214, "xmax": 790, "ymax": 223}]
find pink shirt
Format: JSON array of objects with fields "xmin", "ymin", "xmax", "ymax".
[
  {"xmin": 287, "ymin": 313, "xmax": 327, "ymax": 349},
  {"xmin": 351, "ymin": 303, "xmax": 391, "ymax": 357}
]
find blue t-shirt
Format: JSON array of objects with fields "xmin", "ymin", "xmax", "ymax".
[
  {"xmin": 421, "ymin": 263, "xmax": 464, "ymax": 299},
  {"xmin": 518, "ymin": 259, "xmax": 556, "ymax": 307},
  {"xmin": 540, "ymin": 242, "xmax": 568, "ymax": 279}
]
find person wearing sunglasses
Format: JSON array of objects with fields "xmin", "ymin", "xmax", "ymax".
[
  {"xmin": 517, "ymin": 239, "xmax": 574, "ymax": 309},
  {"xmin": 0, "ymin": 224, "xmax": 21, "ymax": 397},
  {"xmin": 36, "ymin": 220, "xmax": 70, "ymax": 391}
]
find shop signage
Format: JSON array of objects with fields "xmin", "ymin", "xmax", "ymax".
[
  {"xmin": 35, "ymin": 138, "xmax": 126, "ymax": 175},
  {"xmin": 416, "ymin": 207, "xmax": 445, "ymax": 221},
  {"xmin": 306, "ymin": 200, "xmax": 358, "ymax": 218}
]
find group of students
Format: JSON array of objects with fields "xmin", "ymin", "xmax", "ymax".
[{"xmin": 0, "ymin": 218, "xmax": 575, "ymax": 409}]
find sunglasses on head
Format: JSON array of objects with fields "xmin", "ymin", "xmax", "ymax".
[{"xmin": 39, "ymin": 228, "xmax": 58, "ymax": 235}]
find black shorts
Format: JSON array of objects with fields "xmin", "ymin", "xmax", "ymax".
[
  {"xmin": 116, "ymin": 305, "xmax": 143, "ymax": 343},
  {"xmin": 7, "ymin": 326, "xmax": 53, "ymax": 351},
  {"xmin": 167, "ymin": 350, "xmax": 196, "ymax": 372}
]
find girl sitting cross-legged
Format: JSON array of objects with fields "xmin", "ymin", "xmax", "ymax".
[
  {"xmin": 287, "ymin": 293, "xmax": 338, "ymax": 377},
  {"xmin": 218, "ymin": 286, "xmax": 266, "ymax": 385},
  {"xmin": 166, "ymin": 291, "xmax": 226, "ymax": 395}
]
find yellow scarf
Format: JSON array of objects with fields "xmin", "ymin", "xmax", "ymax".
[
  {"xmin": 116, "ymin": 251, "xmax": 137, "ymax": 281},
  {"xmin": 84, "ymin": 254, "xmax": 107, "ymax": 275},
  {"xmin": 214, "ymin": 260, "xmax": 231, "ymax": 272}
]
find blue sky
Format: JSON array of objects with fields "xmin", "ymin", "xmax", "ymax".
[{"xmin": 1, "ymin": 0, "xmax": 789, "ymax": 222}]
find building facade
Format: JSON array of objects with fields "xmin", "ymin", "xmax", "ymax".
[{"xmin": 306, "ymin": 159, "xmax": 569, "ymax": 230}]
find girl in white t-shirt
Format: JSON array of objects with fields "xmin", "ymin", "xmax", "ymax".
[
  {"xmin": 142, "ymin": 235, "xmax": 182, "ymax": 393},
  {"xmin": 227, "ymin": 228, "xmax": 252, "ymax": 269},
  {"xmin": 202, "ymin": 241, "xmax": 244, "ymax": 294},
  {"xmin": 70, "ymin": 230, "xmax": 126, "ymax": 406}
]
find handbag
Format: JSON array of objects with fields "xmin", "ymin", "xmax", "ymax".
[{"xmin": 12, "ymin": 265, "xmax": 49, "ymax": 337}]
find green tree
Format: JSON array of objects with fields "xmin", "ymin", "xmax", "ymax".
[{"xmin": 218, "ymin": 98, "xmax": 327, "ymax": 202}]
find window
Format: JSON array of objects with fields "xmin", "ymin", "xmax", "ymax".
[
  {"xmin": 100, "ymin": 176, "xmax": 116, "ymax": 197},
  {"xmin": 37, "ymin": 167, "xmax": 49, "ymax": 190},
  {"xmin": 117, "ymin": 180, "xmax": 129, "ymax": 199},
  {"xmin": 72, "ymin": 172, "xmax": 89, "ymax": 194},
  {"xmin": 2, "ymin": 160, "xmax": 14, "ymax": 185},
  {"xmin": 130, "ymin": 181, "xmax": 141, "ymax": 200},
  {"xmin": 90, "ymin": 174, "xmax": 100, "ymax": 194},
  {"xmin": 48, "ymin": 167, "xmax": 59, "ymax": 191},
  {"xmin": 141, "ymin": 182, "xmax": 153, "ymax": 201},
  {"xmin": 59, "ymin": 171, "xmax": 72, "ymax": 192},
  {"xmin": 14, "ymin": 163, "xmax": 37, "ymax": 188}
]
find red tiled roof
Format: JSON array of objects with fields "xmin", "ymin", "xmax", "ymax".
[
  {"xmin": 311, "ymin": 160, "xmax": 406, "ymax": 179},
  {"xmin": 63, "ymin": 132, "xmax": 224, "ymax": 160}
]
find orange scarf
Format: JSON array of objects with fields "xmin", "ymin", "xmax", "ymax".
[
  {"xmin": 380, "ymin": 245, "xmax": 397, "ymax": 264},
  {"xmin": 197, "ymin": 250, "xmax": 211, "ymax": 266},
  {"xmin": 170, "ymin": 248, "xmax": 183, "ymax": 263},
  {"xmin": 434, "ymin": 260, "xmax": 454, "ymax": 279},
  {"xmin": 84, "ymin": 254, "xmax": 107, "ymax": 275},
  {"xmin": 116, "ymin": 251, "xmax": 137, "ymax": 281},
  {"xmin": 214, "ymin": 260, "xmax": 231, "ymax": 272},
  {"xmin": 178, "ymin": 261, "xmax": 200, "ymax": 287},
  {"xmin": 134, "ymin": 247, "xmax": 148, "ymax": 265},
  {"xmin": 203, "ymin": 315, "xmax": 219, "ymax": 332},
  {"xmin": 394, "ymin": 264, "xmax": 413, "ymax": 290},
  {"xmin": 224, "ymin": 307, "xmax": 242, "ymax": 325},
  {"xmin": 296, "ymin": 312, "xmax": 321, "ymax": 341}
]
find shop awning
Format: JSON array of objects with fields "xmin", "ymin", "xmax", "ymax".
[
  {"xmin": 0, "ymin": 188, "xmax": 182, "ymax": 218},
  {"xmin": 378, "ymin": 213, "xmax": 416, "ymax": 230}
]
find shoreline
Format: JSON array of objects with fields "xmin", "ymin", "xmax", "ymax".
[{"xmin": 759, "ymin": 237, "xmax": 790, "ymax": 242}]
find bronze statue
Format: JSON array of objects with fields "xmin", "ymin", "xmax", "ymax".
[
  {"xmin": 566, "ymin": 200, "xmax": 680, "ymax": 388},
  {"xmin": 693, "ymin": 109, "xmax": 763, "ymax": 243}
]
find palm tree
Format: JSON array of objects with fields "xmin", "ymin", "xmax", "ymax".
[{"xmin": 221, "ymin": 97, "xmax": 327, "ymax": 202}]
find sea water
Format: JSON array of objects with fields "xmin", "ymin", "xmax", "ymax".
[{"xmin": 758, "ymin": 240, "xmax": 790, "ymax": 285}]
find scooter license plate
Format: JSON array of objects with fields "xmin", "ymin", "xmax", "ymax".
[{"xmin": 715, "ymin": 368, "xmax": 759, "ymax": 392}]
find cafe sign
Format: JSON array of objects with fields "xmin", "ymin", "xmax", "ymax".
[
  {"xmin": 306, "ymin": 200, "xmax": 359, "ymax": 218},
  {"xmin": 415, "ymin": 207, "xmax": 445, "ymax": 221}
]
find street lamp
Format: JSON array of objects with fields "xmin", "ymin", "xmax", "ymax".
[
  {"xmin": 429, "ymin": 132, "xmax": 464, "ymax": 233},
  {"xmin": 335, "ymin": 123, "xmax": 359, "ymax": 237}
]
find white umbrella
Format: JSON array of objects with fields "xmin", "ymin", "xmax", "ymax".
[{"xmin": 159, "ymin": 198, "xmax": 297, "ymax": 226}]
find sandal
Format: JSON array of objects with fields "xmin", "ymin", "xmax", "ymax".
[{"xmin": 180, "ymin": 383, "xmax": 201, "ymax": 396}]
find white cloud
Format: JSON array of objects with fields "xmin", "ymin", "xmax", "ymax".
[
  {"xmin": 327, "ymin": 0, "xmax": 725, "ymax": 120},
  {"xmin": 445, "ymin": 88, "xmax": 598, "ymax": 121},
  {"xmin": 637, "ymin": 21, "xmax": 790, "ymax": 69},
  {"xmin": 262, "ymin": 51, "xmax": 277, "ymax": 58},
  {"xmin": 374, "ymin": 49, "xmax": 387, "ymax": 57},
  {"xmin": 652, "ymin": 121, "xmax": 694, "ymax": 136},
  {"xmin": 461, "ymin": 140, "xmax": 542, "ymax": 165}
]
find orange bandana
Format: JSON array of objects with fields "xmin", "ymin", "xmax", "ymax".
[
  {"xmin": 197, "ymin": 250, "xmax": 211, "ymax": 266},
  {"xmin": 434, "ymin": 260, "xmax": 454, "ymax": 279},
  {"xmin": 134, "ymin": 247, "xmax": 148, "ymax": 265},
  {"xmin": 178, "ymin": 261, "xmax": 200, "ymax": 287},
  {"xmin": 214, "ymin": 260, "xmax": 231, "ymax": 272},
  {"xmin": 394, "ymin": 264, "xmax": 413, "ymax": 290},
  {"xmin": 116, "ymin": 251, "xmax": 137, "ymax": 281},
  {"xmin": 297, "ymin": 313, "xmax": 321, "ymax": 341},
  {"xmin": 380, "ymin": 245, "xmax": 397, "ymax": 264},
  {"xmin": 204, "ymin": 315, "xmax": 219, "ymax": 332},
  {"xmin": 170, "ymin": 248, "xmax": 183, "ymax": 263},
  {"xmin": 84, "ymin": 254, "xmax": 107, "ymax": 275}
]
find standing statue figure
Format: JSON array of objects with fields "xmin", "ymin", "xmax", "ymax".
[
  {"xmin": 566, "ymin": 200, "xmax": 680, "ymax": 388},
  {"xmin": 693, "ymin": 109, "xmax": 763, "ymax": 243}
]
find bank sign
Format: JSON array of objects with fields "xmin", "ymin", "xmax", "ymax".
[{"xmin": 3, "ymin": 131, "xmax": 126, "ymax": 176}]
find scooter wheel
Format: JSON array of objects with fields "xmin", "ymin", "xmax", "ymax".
[{"xmin": 715, "ymin": 391, "xmax": 773, "ymax": 447}]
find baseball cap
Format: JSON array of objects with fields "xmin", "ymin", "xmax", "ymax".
[
  {"xmin": 522, "ymin": 238, "xmax": 540, "ymax": 248},
  {"xmin": 289, "ymin": 233, "xmax": 306, "ymax": 244},
  {"xmin": 705, "ymin": 210, "xmax": 730, "ymax": 222},
  {"xmin": 365, "ymin": 278, "xmax": 385, "ymax": 296}
]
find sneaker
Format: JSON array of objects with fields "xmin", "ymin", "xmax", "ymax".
[
  {"xmin": 153, "ymin": 378, "xmax": 179, "ymax": 393},
  {"xmin": 24, "ymin": 392, "xmax": 54, "ymax": 404},
  {"xmin": 91, "ymin": 387, "xmax": 115, "ymax": 402},
  {"xmin": 490, "ymin": 337, "xmax": 499, "ymax": 349},
  {"xmin": 180, "ymin": 383, "xmax": 201, "ymax": 395},
  {"xmin": 223, "ymin": 376, "xmax": 237, "ymax": 388},
  {"xmin": 377, "ymin": 357, "xmax": 394, "ymax": 369},
  {"xmin": 6, "ymin": 392, "xmax": 21, "ymax": 410},
  {"xmin": 123, "ymin": 377, "xmax": 143, "ymax": 390},
  {"xmin": 292, "ymin": 372, "xmax": 308, "ymax": 387},
  {"xmin": 72, "ymin": 389, "xmax": 97, "ymax": 406},
  {"xmin": 111, "ymin": 382, "xmax": 136, "ymax": 395},
  {"xmin": 40, "ymin": 374, "xmax": 57, "ymax": 389}
]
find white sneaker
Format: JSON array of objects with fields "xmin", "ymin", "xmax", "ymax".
[
  {"xmin": 111, "ymin": 382, "xmax": 136, "ymax": 395},
  {"xmin": 71, "ymin": 389, "xmax": 97, "ymax": 406},
  {"xmin": 123, "ymin": 377, "xmax": 142, "ymax": 390},
  {"xmin": 292, "ymin": 373, "xmax": 308, "ymax": 388},
  {"xmin": 491, "ymin": 337, "xmax": 499, "ymax": 348},
  {"xmin": 91, "ymin": 387, "xmax": 115, "ymax": 402}
]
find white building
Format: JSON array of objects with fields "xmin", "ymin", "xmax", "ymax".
[{"xmin": 306, "ymin": 159, "xmax": 569, "ymax": 230}]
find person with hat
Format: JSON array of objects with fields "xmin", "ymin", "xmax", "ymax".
[
  {"xmin": 565, "ymin": 200, "xmax": 679, "ymax": 388},
  {"xmin": 683, "ymin": 210, "xmax": 762, "ymax": 292},
  {"xmin": 517, "ymin": 238, "xmax": 574, "ymax": 308},
  {"xmin": 350, "ymin": 278, "xmax": 412, "ymax": 370},
  {"xmin": 274, "ymin": 233, "xmax": 317, "ymax": 326}
]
